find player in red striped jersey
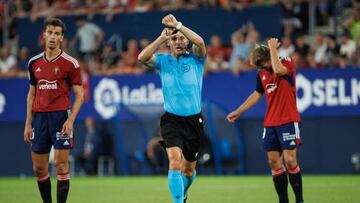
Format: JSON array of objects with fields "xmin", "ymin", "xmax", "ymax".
[
  {"xmin": 227, "ymin": 38, "xmax": 304, "ymax": 203},
  {"xmin": 23, "ymin": 18, "xmax": 84, "ymax": 203}
]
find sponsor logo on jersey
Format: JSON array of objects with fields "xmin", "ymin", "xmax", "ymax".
[
  {"xmin": 266, "ymin": 83, "xmax": 277, "ymax": 93},
  {"xmin": 38, "ymin": 79, "xmax": 58, "ymax": 90}
]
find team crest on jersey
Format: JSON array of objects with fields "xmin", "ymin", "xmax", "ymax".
[
  {"xmin": 35, "ymin": 67, "xmax": 41, "ymax": 72},
  {"xmin": 181, "ymin": 64, "xmax": 190, "ymax": 73},
  {"xmin": 54, "ymin": 67, "xmax": 60, "ymax": 74},
  {"xmin": 262, "ymin": 75, "xmax": 266, "ymax": 80}
]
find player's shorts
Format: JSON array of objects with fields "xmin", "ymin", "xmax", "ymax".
[
  {"xmin": 160, "ymin": 111, "xmax": 205, "ymax": 162},
  {"xmin": 31, "ymin": 110, "xmax": 73, "ymax": 153},
  {"xmin": 262, "ymin": 122, "xmax": 301, "ymax": 152}
]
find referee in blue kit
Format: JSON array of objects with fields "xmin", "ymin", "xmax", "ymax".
[{"xmin": 138, "ymin": 14, "xmax": 207, "ymax": 203}]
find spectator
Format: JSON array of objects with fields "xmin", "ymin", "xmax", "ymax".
[
  {"xmin": 95, "ymin": 42, "xmax": 119, "ymax": 75},
  {"xmin": 324, "ymin": 34, "xmax": 340, "ymax": 67},
  {"xmin": 229, "ymin": 29, "xmax": 252, "ymax": 75},
  {"xmin": 278, "ymin": 36, "xmax": 295, "ymax": 58},
  {"xmin": 16, "ymin": 46, "xmax": 30, "ymax": 77},
  {"xmin": 294, "ymin": 34, "xmax": 310, "ymax": 58},
  {"xmin": 146, "ymin": 130, "xmax": 168, "ymax": 174},
  {"xmin": 0, "ymin": 46, "xmax": 17, "ymax": 78},
  {"xmin": 343, "ymin": 7, "xmax": 360, "ymax": 41},
  {"xmin": 76, "ymin": 116, "xmax": 100, "ymax": 175},
  {"xmin": 339, "ymin": 33, "xmax": 357, "ymax": 60},
  {"xmin": 311, "ymin": 32, "xmax": 328, "ymax": 66},
  {"xmin": 72, "ymin": 16, "xmax": 104, "ymax": 60},
  {"xmin": 205, "ymin": 34, "xmax": 230, "ymax": 73}
]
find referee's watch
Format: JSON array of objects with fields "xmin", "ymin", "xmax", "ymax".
[{"xmin": 175, "ymin": 22, "xmax": 183, "ymax": 30}]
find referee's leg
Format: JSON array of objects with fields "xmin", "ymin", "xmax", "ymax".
[{"xmin": 167, "ymin": 147, "xmax": 184, "ymax": 203}]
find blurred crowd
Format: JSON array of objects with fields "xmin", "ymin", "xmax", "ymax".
[{"xmin": 0, "ymin": 0, "xmax": 359, "ymax": 79}]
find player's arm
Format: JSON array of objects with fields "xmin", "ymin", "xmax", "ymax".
[
  {"xmin": 162, "ymin": 14, "xmax": 206, "ymax": 58},
  {"xmin": 267, "ymin": 38, "xmax": 288, "ymax": 76},
  {"xmin": 62, "ymin": 85, "xmax": 84, "ymax": 135},
  {"xmin": 24, "ymin": 85, "xmax": 36, "ymax": 144},
  {"xmin": 226, "ymin": 91, "xmax": 263, "ymax": 123},
  {"xmin": 138, "ymin": 28, "xmax": 170, "ymax": 67}
]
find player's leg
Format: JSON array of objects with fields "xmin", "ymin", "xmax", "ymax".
[
  {"xmin": 31, "ymin": 112, "xmax": 53, "ymax": 203},
  {"xmin": 167, "ymin": 147, "xmax": 185, "ymax": 203},
  {"xmin": 279, "ymin": 122, "xmax": 304, "ymax": 203},
  {"xmin": 263, "ymin": 127, "xmax": 289, "ymax": 203},
  {"xmin": 32, "ymin": 152, "xmax": 52, "ymax": 203},
  {"xmin": 50, "ymin": 111, "xmax": 73, "ymax": 203},
  {"xmin": 267, "ymin": 151, "xmax": 289, "ymax": 203},
  {"xmin": 284, "ymin": 149, "xmax": 304, "ymax": 203},
  {"xmin": 54, "ymin": 149, "xmax": 71, "ymax": 203}
]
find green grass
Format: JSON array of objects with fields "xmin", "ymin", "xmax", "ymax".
[{"xmin": 0, "ymin": 175, "xmax": 360, "ymax": 203}]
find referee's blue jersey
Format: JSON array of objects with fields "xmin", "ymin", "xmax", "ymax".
[{"xmin": 154, "ymin": 51, "xmax": 205, "ymax": 116}]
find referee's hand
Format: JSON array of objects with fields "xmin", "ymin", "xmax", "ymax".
[{"xmin": 24, "ymin": 125, "xmax": 32, "ymax": 144}]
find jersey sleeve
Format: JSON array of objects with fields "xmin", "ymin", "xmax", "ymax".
[
  {"xmin": 191, "ymin": 52, "xmax": 206, "ymax": 65},
  {"xmin": 255, "ymin": 73, "xmax": 264, "ymax": 93},
  {"xmin": 281, "ymin": 57, "xmax": 295, "ymax": 75},
  {"xmin": 27, "ymin": 61, "xmax": 36, "ymax": 86},
  {"xmin": 154, "ymin": 54, "xmax": 164, "ymax": 70},
  {"xmin": 69, "ymin": 61, "xmax": 82, "ymax": 86}
]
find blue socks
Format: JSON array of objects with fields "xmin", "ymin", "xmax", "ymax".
[
  {"xmin": 182, "ymin": 170, "xmax": 197, "ymax": 196},
  {"xmin": 168, "ymin": 170, "xmax": 184, "ymax": 203}
]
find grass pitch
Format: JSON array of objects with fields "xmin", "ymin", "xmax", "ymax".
[{"xmin": 0, "ymin": 175, "xmax": 359, "ymax": 203}]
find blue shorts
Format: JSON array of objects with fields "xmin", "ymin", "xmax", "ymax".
[
  {"xmin": 262, "ymin": 122, "xmax": 301, "ymax": 152},
  {"xmin": 31, "ymin": 111, "xmax": 73, "ymax": 153}
]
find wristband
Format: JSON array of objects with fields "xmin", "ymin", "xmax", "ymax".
[{"xmin": 175, "ymin": 22, "xmax": 183, "ymax": 30}]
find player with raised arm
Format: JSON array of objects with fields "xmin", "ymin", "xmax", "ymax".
[
  {"xmin": 138, "ymin": 14, "xmax": 206, "ymax": 203},
  {"xmin": 227, "ymin": 38, "xmax": 304, "ymax": 203},
  {"xmin": 23, "ymin": 18, "xmax": 84, "ymax": 203}
]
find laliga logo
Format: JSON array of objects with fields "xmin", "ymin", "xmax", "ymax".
[
  {"xmin": 94, "ymin": 78, "xmax": 121, "ymax": 119},
  {"xmin": 296, "ymin": 74, "xmax": 360, "ymax": 113},
  {"xmin": 0, "ymin": 93, "xmax": 5, "ymax": 114},
  {"xmin": 94, "ymin": 78, "xmax": 163, "ymax": 119}
]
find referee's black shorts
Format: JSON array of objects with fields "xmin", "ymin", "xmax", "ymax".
[{"xmin": 160, "ymin": 111, "xmax": 205, "ymax": 162}]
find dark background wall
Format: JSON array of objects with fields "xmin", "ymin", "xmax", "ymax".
[{"xmin": 2, "ymin": 116, "xmax": 359, "ymax": 176}]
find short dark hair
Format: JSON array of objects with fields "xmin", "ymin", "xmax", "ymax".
[
  {"xmin": 43, "ymin": 18, "xmax": 66, "ymax": 35},
  {"xmin": 251, "ymin": 45, "xmax": 270, "ymax": 68}
]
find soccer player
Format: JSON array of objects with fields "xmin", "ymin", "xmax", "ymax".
[
  {"xmin": 227, "ymin": 38, "xmax": 304, "ymax": 203},
  {"xmin": 138, "ymin": 14, "xmax": 206, "ymax": 203},
  {"xmin": 23, "ymin": 18, "xmax": 84, "ymax": 203}
]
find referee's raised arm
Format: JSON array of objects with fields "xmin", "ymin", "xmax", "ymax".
[
  {"xmin": 138, "ymin": 28, "xmax": 170, "ymax": 67},
  {"xmin": 161, "ymin": 14, "xmax": 206, "ymax": 58}
]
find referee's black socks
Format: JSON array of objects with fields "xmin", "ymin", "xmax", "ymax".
[
  {"xmin": 272, "ymin": 167, "xmax": 289, "ymax": 203},
  {"xmin": 37, "ymin": 173, "xmax": 52, "ymax": 203},
  {"xmin": 57, "ymin": 173, "xmax": 70, "ymax": 203},
  {"xmin": 288, "ymin": 165, "xmax": 304, "ymax": 203}
]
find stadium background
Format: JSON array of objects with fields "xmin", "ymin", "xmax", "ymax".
[{"xmin": 0, "ymin": 0, "xmax": 360, "ymax": 202}]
